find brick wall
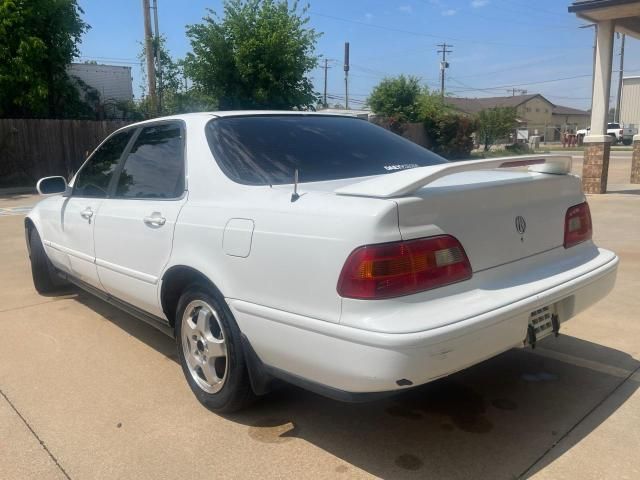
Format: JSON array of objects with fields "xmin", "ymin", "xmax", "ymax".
[
  {"xmin": 632, "ymin": 139, "xmax": 640, "ymax": 184},
  {"xmin": 582, "ymin": 141, "xmax": 611, "ymax": 194}
]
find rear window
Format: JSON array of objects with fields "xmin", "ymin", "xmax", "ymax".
[
  {"xmin": 608, "ymin": 123, "xmax": 620, "ymax": 129},
  {"xmin": 205, "ymin": 115, "xmax": 447, "ymax": 185}
]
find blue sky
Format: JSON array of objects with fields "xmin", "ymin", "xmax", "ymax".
[{"xmin": 78, "ymin": 0, "xmax": 640, "ymax": 110}]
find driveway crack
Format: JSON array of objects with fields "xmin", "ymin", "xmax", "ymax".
[
  {"xmin": 0, "ymin": 388, "xmax": 71, "ymax": 480},
  {"xmin": 0, "ymin": 296, "xmax": 75, "ymax": 315},
  {"xmin": 518, "ymin": 362, "xmax": 640, "ymax": 478}
]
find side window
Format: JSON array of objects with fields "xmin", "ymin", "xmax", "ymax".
[
  {"xmin": 73, "ymin": 130, "xmax": 134, "ymax": 197},
  {"xmin": 114, "ymin": 123, "xmax": 184, "ymax": 199}
]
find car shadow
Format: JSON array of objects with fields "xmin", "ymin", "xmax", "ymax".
[{"xmin": 73, "ymin": 289, "xmax": 638, "ymax": 479}]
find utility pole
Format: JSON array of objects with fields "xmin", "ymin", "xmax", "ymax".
[
  {"xmin": 437, "ymin": 43, "xmax": 452, "ymax": 99},
  {"xmin": 151, "ymin": 0, "xmax": 162, "ymax": 113},
  {"xmin": 615, "ymin": 33, "xmax": 625, "ymax": 123},
  {"xmin": 323, "ymin": 58, "xmax": 329, "ymax": 108},
  {"xmin": 142, "ymin": 0, "xmax": 157, "ymax": 114},
  {"xmin": 579, "ymin": 24, "xmax": 597, "ymax": 112},
  {"xmin": 344, "ymin": 42, "xmax": 350, "ymax": 109},
  {"xmin": 508, "ymin": 88, "xmax": 527, "ymax": 96}
]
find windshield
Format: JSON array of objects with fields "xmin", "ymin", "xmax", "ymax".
[{"xmin": 205, "ymin": 115, "xmax": 447, "ymax": 185}]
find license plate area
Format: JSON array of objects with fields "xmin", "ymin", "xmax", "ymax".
[{"xmin": 529, "ymin": 304, "xmax": 557, "ymax": 342}]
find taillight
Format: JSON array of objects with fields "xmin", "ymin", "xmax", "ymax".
[
  {"xmin": 337, "ymin": 235, "xmax": 472, "ymax": 299},
  {"xmin": 564, "ymin": 202, "xmax": 592, "ymax": 248},
  {"xmin": 620, "ymin": 129, "xmax": 624, "ymax": 135}
]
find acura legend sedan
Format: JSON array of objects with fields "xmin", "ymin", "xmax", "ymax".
[{"xmin": 27, "ymin": 112, "xmax": 618, "ymax": 412}]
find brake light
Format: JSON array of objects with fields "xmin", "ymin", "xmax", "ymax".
[
  {"xmin": 620, "ymin": 129, "xmax": 624, "ymax": 135},
  {"xmin": 337, "ymin": 235, "xmax": 472, "ymax": 299},
  {"xmin": 564, "ymin": 202, "xmax": 592, "ymax": 248}
]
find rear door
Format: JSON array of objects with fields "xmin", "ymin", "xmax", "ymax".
[
  {"xmin": 93, "ymin": 122, "xmax": 187, "ymax": 318},
  {"xmin": 42, "ymin": 129, "xmax": 135, "ymax": 289}
]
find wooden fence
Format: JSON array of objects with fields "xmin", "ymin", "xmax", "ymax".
[{"xmin": 0, "ymin": 119, "xmax": 131, "ymax": 187}]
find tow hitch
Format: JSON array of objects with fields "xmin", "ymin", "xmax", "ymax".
[
  {"xmin": 527, "ymin": 324, "xmax": 537, "ymax": 349},
  {"xmin": 551, "ymin": 314, "xmax": 560, "ymax": 337}
]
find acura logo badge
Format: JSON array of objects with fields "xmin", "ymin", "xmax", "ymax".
[{"xmin": 515, "ymin": 216, "xmax": 527, "ymax": 235}]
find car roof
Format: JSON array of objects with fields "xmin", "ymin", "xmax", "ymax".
[{"xmin": 125, "ymin": 110, "xmax": 356, "ymax": 127}]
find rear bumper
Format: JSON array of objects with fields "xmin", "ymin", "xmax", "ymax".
[{"xmin": 229, "ymin": 246, "xmax": 618, "ymax": 396}]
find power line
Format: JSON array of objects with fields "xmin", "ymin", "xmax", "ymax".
[
  {"xmin": 419, "ymin": 0, "xmax": 576, "ymax": 30},
  {"xmin": 448, "ymin": 73, "xmax": 594, "ymax": 93},
  {"xmin": 310, "ymin": 11, "xmax": 591, "ymax": 50},
  {"xmin": 79, "ymin": 56, "xmax": 142, "ymax": 65},
  {"xmin": 495, "ymin": 0, "xmax": 564, "ymax": 18},
  {"xmin": 444, "ymin": 64, "xmax": 640, "ymax": 93}
]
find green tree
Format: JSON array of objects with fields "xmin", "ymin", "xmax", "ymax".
[
  {"xmin": 184, "ymin": 0, "xmax": 320, "ymax": 110},
  {"xmin": 476, "ymin": 107, "xmax": 517, "ymax": 151},
  {"xmin": 367, "ymin": 75, "xmax": 423, "ymax": 123},
  {"xmin": 0, "ymin": 0, "xmax": 90, "ymax": 118},
  {"xmin": 139, "ymin": 35, "xmax": 184, "ymax": 100},
  {"xmin": 137, "ymin": 36, "xmax": 217, "ymax": 117}
]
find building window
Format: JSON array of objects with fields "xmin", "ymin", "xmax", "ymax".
[
  {"xmin": 536, "ymin": 108, "xmax": 540, "ymax": 113},
  {"xmin": 545, "ymin": 108, "xmax": 549, "ymax": 113},
  {"xmin": 526, "ymin": 107, "xmax": 531, "ymax": 112}
]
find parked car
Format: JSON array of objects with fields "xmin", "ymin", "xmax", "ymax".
[
  {"xmin": 27, "ymin": 112, "xmax": 619, "ymax": 412},
  {"xmin": 577, "ymin": 122, "xmax": 636, "ymax": 145}
]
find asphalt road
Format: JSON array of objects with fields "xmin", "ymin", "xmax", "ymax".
[{"xmin": 1, "ymin": 159, "xmax": 639, "ymax": 479}]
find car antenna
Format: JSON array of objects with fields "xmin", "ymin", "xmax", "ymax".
[{"xmin": 291, "ymin": 168, "xmax": 300, "ymax": 202}]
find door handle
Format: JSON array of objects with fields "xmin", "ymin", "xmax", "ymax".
[
  {"xmin": 144, "ymin": 214, "xmax": 166, "ymax": 226},
  {"xmin": 80, "ymin": 207, "xmax": 94, "ymax": 219}
]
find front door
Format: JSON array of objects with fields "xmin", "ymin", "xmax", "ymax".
[
  {"xmin": 43, "ymin": 128, "xmax": 135, "ymax": 290},
  {"xmin": 94, "ymin": 122, "xmax": 186, "ymax": 318}
]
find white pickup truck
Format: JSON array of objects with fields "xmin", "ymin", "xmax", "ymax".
[{"xmin": 577, "ymin": 122, "xmax": 636, "ymax": 145}]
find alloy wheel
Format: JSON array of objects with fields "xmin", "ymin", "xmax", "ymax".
[{"xmin": 181, "ymin": 300, "xmax": 228, "ymax": 393}]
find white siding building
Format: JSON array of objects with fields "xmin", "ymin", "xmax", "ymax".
[
  {"xmin": 67, "ymin": 63, "xmax": 134, "ymax": 103},
  {"xmin": 620, "ymin": 76, "xmax": 640, "ymax": 129}
]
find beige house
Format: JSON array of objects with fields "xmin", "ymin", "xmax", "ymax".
[
  {"xmin": 446, "ymin": 94, "xmax": 589, "ymax": 141},
  {"xmin": 550, "ymin": 105, "xmax": 592, "ymax": 133}
]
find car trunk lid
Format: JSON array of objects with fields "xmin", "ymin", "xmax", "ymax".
[
  {"xmin": 394, "ymin": 170, "xmax": 583, "ymax": 272},
  {"xmin": 335, "ymin": 155, "xmax": 583, "ymax": 272}
]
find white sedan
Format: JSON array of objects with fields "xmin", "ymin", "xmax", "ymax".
[{"xmin": 27, "ymin": 112, "xmax": 618, "ymax": 412}]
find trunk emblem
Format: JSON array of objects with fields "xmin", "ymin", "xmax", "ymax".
[{"xmin": 515, "ymin": 216, "xmax": 527, "ymax": 235}]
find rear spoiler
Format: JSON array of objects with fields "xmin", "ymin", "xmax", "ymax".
[{"xmin": 335, "ymin": 154, "xmax": 572, "ymax": 198}]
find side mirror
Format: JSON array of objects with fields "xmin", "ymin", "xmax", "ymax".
[{"xmin": 36, "ymin": 176, "xmax": 68, "ymax": 196}]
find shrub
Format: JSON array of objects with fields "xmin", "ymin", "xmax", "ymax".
[
  {"xmin": 504, "ymin": 143, "xmax": 531, "ymax": 154},
  {"xmin": 424, "ymin": 113, "xmax": 476, "ymax": 160}
]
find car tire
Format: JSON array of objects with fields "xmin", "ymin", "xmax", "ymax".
[
  {"xmin": 28, "ymin": 227, "xmax": 67, "ymax": 294},
  {"xmin": 623, "ymin": 138, "xmax": 632, "ymax": 146},
  {"xmin": 175, "ymin": 285, "xmax": 255, "ymax": 413}
]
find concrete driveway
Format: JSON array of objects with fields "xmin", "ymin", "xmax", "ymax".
[{"xmin": 1, "ymin": 157, "xmax": 639, "ymax": 479}]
